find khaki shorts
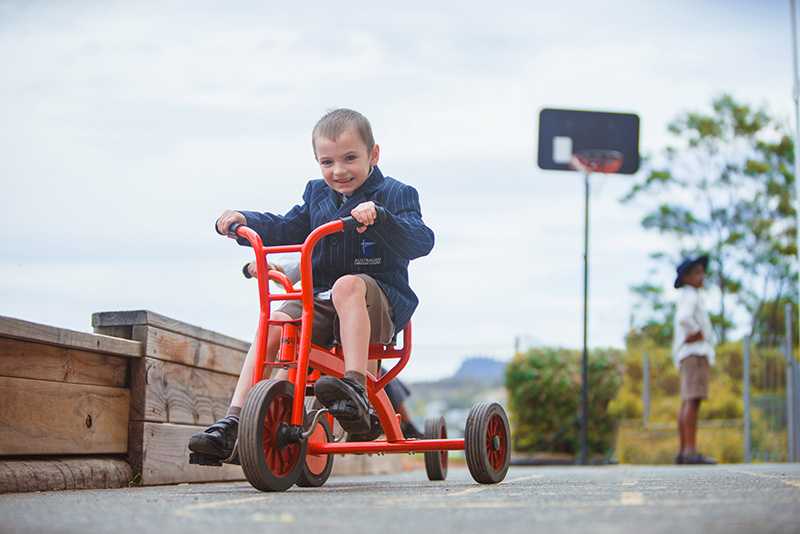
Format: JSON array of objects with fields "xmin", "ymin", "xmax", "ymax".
[
  {"xmin": 276, "ymin": 274, "xmax": 394, "ymax": 347},
  {"xmin": 680, "ymin": 355, "xmax": 710, "ymax": 400}
]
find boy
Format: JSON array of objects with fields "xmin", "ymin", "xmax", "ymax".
[
  {"xmin": 188, "ymin": 108, "xmax": 434, "ymax": 461},
  {"xmin": 672, "ymin": 255, "xmax": 717, "ymax": 465}
]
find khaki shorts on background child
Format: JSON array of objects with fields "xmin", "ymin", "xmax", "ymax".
[{"xmin": 680, "ymin": 355, "xmax": 709, "ymax": 400}]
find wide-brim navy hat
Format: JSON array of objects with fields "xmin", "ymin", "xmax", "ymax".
[{"xmin": 674, "ymin": 255, "xmax": 709, "ymax": 289}]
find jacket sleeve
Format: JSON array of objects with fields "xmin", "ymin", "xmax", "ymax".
[
  {"xmin": 675, "ymin": 289, "xmax": 701, "ymax": 333},
  {"xmin": 236, "ymin": 182, "xmax": 313, "ymax": 247},
  {"xmin": 369, "ymin": 184, "xmax": 434, "ymax": 260}
]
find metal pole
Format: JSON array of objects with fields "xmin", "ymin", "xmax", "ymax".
[
  {"xmin": 786, "ymin": 302, "xmax": 796, "ymax": 462},
  {"xmin": 643, "ymin": 351, "xmax": 650, "ymax": 428},
  {"xmin": 794, "ymin": 358, "xmax": 800, "ymax": 460},
  {"xmin": 579, "ymin": 171, "xmax": 590, "ymax": 465},
  {"xmin": 793, "ymin": 356, "xmax": 800, "ymax": 461},
  {"xmin": 744, "ymin": 336, "xmax": 752, "ymax": 463},
  {"xmin": 791, "ymin": 0, "xmax": 800, "ymax": 344}
]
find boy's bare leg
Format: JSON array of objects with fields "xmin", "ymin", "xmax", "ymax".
[
  {"xmin": 684, "ymin": 398, "xmax": 700, "ymax": 454},
  {"xmin": 312, "ymin": 275, "xmax": 374, "ymax": 434},
  {"xmin": 229, "ymin": 311, "xmax": 292, "ymax": 407},
  {"xmin": 331, "ymin": 275, "xmax": 370, "ymax": 377},
  {"xmin": 188, "ymin": 311, "xmax": 291, "ymax": 460}
]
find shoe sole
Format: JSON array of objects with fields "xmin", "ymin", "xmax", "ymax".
[
  {"xmin": 314, "ymin": 381, "xmax": 371, "ymax": 434},
  {"xmin": 188, "ymin": 435, "xmax": 228, "ymax": 458},
  {"xmin": 348, "ymin": 413, "xmax": 383, "ymax": 442}
]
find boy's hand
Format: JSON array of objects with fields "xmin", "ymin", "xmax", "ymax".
[
  {"xmin": 216, "ymin": 210, "xmax": 246, "ymax": 238},
  {"xmin": 685, "ymin": 331, "xmax": 704, "ymax": 343},
  {"xmin": 351, "ymin": 201, "xmax": 377, "ymax": 234},
  {"xmin": 243, "ymin": 262, "xmax": 285, "ymax": 279}
]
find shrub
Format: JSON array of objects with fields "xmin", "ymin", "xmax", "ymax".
[{"xmin": 505, "ymin": 347, "xmax": 623, "ymax": 456}]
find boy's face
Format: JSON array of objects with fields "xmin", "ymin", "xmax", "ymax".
[
  {"xmin": 683, "ymin": 264, "xmax": 706, "ymax": 288},
  {"xmin": 315, "ymin": 127, "xmax": 379, "ymax": 196}
]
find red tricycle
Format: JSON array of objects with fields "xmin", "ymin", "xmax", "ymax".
[{"xmin": 226, "ymin": 216, "xmax": 510, "ymax": 491}]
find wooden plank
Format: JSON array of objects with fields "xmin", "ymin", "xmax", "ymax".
[
  {"xmin": 133, "ymin": 325, "xmax": 246, "ymax": 376},
  {"xmin": 0, "ymin": 376, "xmax": 129, "ymax": 455},
  {"xmin": 0, "ymin": 315, "xmax": 142, "ymax": 358},
  {"xmin": 130, "ymin": 357, "xmax": 236, "ymax": 425},
  {"xmin": 0, "ymin": 457, "xmax": 132, "ymax": 494},
  {"xmin": 92, "ymin": 310, "xmax": 250, "ymax": 352},
  {"xmin": 129, "ymin": 422, "xmax": 243, "ymax": 485},
  {"xmin": 0, "ymin": 338, "xmax": 128, "ymax": 387}
]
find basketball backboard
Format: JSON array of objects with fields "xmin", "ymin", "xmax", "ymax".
[{"xmin": 537, "ymin": 108, "xmax": 640, "ymax": 174}]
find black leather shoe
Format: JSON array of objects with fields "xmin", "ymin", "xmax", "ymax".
[
  {"xmin": 347, "ymin": 411, "xmax": 383, "ymax": 442},
  {"xmin": 188, "ymin": 416, "xmax": 239, "ymax": 459},
  {"xmin": 683, "ymin": 452, "xmax": 716, "ymax": 465},
  {"xmin": 402, "ymin": 421, "xmax": 424, "ymax": 440},
  {"xmin": 675, "ymin": 453, "xmax": 684, "ymax": 464},
  {"xmin": 314, "ymin": 376, "xmax": 372, "ymax": 434}
]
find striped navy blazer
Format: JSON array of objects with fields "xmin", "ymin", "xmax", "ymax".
[{"xmin": 238, "ymin": 166, "xmax": 434, "ymax": 334}]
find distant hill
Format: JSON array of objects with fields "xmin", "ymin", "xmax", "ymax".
[{"xmin": 451, "ymin": 356, "xmax": 507, "ymax": 385}]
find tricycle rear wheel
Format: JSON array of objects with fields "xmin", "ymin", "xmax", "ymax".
[
  {"xmin": 239, "ymin": 379, "xmax": 306, "ymax": 492},
  {"xmin": 296, "ymin": 409, "xmax": 334, "ymax": 487},
  {"xmin": 464, "ymin": 402, "xmax": 510, "ymax": 484},
  {"xmin": 423, "ymin": 416, "xmax": 448, "ymax": 481}
]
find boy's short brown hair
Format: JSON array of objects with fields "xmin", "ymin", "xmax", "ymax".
[{"xmin": 312, "ymin": 108, "xmax": 375, "ymax": 157}]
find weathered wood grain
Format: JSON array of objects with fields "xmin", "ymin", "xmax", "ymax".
[
  {"xmin": 132, "ymin": 325, "xmax": 246, "ymax": 376},
  {"xmin": 0, "ymin": 376, "xmax": 129, "ymax": 455},
  {"xmin": 0, "ymin": 315, "xmax": 142, "ymax": 358},
  {"xmin": 92, "ymin": 310, "xmax": 250, "ymax": 352},
  {"xmin": 128, "ymin": 422, "xmax": 243, "ymax": 485},
  {"xmin": 0, "ymin": 338, "xmax": 128, "ymax": 387},
  {"xmin": 0, "ymin": 457, "xmax": 132, "ymax": 493},
  {"xmin": 129, "ymin": 357, "xmax": 236, "ymax": 425}
]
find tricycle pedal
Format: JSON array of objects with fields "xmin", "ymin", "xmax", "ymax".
[{"xmin": 189, "ymin": 453, "xmax": 224, "ymax": 466}]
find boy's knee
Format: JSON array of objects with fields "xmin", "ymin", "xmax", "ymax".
[
  {"xmin": 331, "ymin": 275, "xmax": 367, "ymax": 305},
  {"xmin": 271, "ymin": 311, "xmax": 292, "ymax": 322}
]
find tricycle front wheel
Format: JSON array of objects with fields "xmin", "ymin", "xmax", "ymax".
[
  {"xmin": 464, "ymin": 402, "xmax": 510, "ymax": 484},
  {"xmin": 239, "ymin": 379, "xmax": 306, "ymax": 492}
]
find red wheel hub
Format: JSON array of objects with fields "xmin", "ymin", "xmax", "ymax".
[
  {"xmin": 485, "ymin": 413, "xmax": 507, "ymax": 471},
  {"xmin": 262, "ymin": 393, "xmax": 301, "ymax": 476},
  {"xmin": 304, "ymin": 421, "xmax": 329, "ymax": 475}
]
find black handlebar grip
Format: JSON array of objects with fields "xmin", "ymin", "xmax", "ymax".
[
  {"xmin": 340, "ymin": 208, "xmax": 385, "ymax": 232},
  {"xmin": 242, "ymin": 262, "xmax": 253, "ymax": 279},
  {"xmin": 228, "ymin": 222, "xmax": 242, "ymax": 239},
  {"xmin": 341, "ymin": 216, "xmax": 359, "ymax": 232}
]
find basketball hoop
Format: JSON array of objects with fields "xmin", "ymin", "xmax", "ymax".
[{"xmin": 570, "ymin": 149, "xmax": 624, "ymax": 174}]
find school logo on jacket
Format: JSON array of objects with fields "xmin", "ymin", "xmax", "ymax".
[{"xmin": 354, "ymin": 239, "xmax": 382, "ymax": 266}]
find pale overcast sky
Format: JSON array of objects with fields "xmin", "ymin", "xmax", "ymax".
[{"xmin": 1, "ymin": 0, "xmax": 795, "ymax": 380}]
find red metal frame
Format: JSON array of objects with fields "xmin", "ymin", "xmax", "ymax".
[{"xmin": 234, "ymin": 220, "xmax": 464, "ymax": 455}]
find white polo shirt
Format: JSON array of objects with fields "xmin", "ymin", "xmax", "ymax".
[{"xmin": 672, "ymin": 286, "xmax": 716, "ymax": 367}]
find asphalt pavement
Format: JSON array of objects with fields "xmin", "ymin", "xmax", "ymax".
[{"xmin": 1, "ymin": 463, "xmax": 799, "ymax": 534}]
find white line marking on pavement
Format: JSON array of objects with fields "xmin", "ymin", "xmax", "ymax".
[
  {"xmin": 250, "ymin": 512, "xmax": 295, "ymax": 523},
  {"xmin": 728, "ymin": 469, "xmax": 800, "ymax": 491},
  {"xmin": 376, "ymin": 474, "xmax": 543, "ymax": 506},
  {"xmin": 446, "ymin": 474, "xmax": 543, "ymax": 497},
  {"xmin": 174, "ymin": 496, "xmax": 273, "ymax": 518},
  {"xmin": 621, "ymin": 492, "xmax": 644, "ymax": 506},
  {"xmin": 621, "ymin": 480, "xmax": 639, "ymax": 486}
]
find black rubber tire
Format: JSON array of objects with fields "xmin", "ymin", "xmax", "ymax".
[
  {"xmin": 464, "ymin": 402, "xmax": 511, "ymax": 484},
  {"xmin": 423, "ymin": 416, "xmax": 448, "ymax": 481},
  {"xmin": 239, "ymin": 379, "xmax": 306, "ymax": 492},
  {"xmin": 296, "ymin": 412, "xmax": 334, "ymax": 487}
]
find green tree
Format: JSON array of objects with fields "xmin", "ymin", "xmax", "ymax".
[{"xmin": 622, "ymin": 95, "xmax": 796, "ymax": 344}]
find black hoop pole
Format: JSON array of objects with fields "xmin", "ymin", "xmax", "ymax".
[{"xmin": 580, "ymin": 170, "xmax": 590, "ymax": 466}]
